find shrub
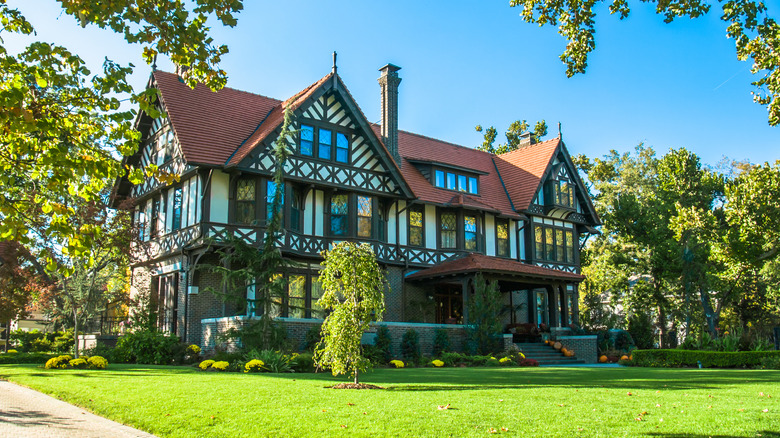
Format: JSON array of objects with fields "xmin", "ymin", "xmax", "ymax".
[
  {"xmin": 45, "ymin": 355, "xmax": 73, "ymax": 369},
  {"xmin": 374, "ymin": 326, "xmax": 392, "ymax": 362},
  {"xmin": 440, "ymin": 352, "xmax": 468, "ymax": 367},
  {"xmin": 759, "ymin": 356, "xmax": 780, "ymax": 369},
  {"xmin": 400, "ymin": 329, "xmax": 420, "ymax": 361},
  {"xmin": 518, "ymin": 358, "xmax": 539, "ymax": 367},
  {"xmin": 198, "ymin": 359, "xmax": 215, "ymax": 370},
  {"xmin": 627, "ymin": 312, "xmax": 655, "ymax": 349},
  {"xmin": 362, "ymin": 345, "xmax": 384, "ymax": 365},
  {"xmin": 304, "ymin": 325, "xmax": 323, "ymax": 352},
  {"xmin": 187, "ymin": 344, "xmax": 201, "ymax": 355},
  {"xmin": 211, "ymin": 361, "xmax": 230, "ymax": 371},
  {"xmin": 389, "ymin": 359, "xmax": 405, "ymax": 368},
  {"xmin": 614, "ymin": 330, "xmax": 635, "ymax": 352},
  {"xmin": 290, "ymin": 352, "xmax": 315, "ymax": 373},
  {"xmin": 632, "ymin": 349, "xmax": 780, "ymax": 368},
  {"xmin": 0, "ymin": 352, "xmax": 57, "ymax": 364},
  {"xmin": 499, "ymin": 357, "xmax": 514, "ymax": 366},
  {"xmin": 87, "ymin": 356, "xmax": 108, "ymax": 369},
  {"xmin": 255, "ymin": 350, "xmax": 291, "ymax": 373},
  {"xmin": 113, "ymin": 330, "xmax": 184, "ymax": 365},
  {"xmin": 244, "ymin": 359, "xmax": 265, "ymax": 373},
  {"xmin": 69, "ymin": 358, "xmax": 89, "ymax": 369},
  {"xmin": 432, "ymin": 329, "xmax": 450, "ymax": 357},
  {"xmin": 431, "ymin": 359, "xmax": 444, "ymax": 367},
  {"xmin": 82, "ymin": 343, "xmax": 116, "ymax": 362}
]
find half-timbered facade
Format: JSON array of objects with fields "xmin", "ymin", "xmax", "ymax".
[{"xmin": 112, "ymin": 63, "xmax": 600, "ymax": 350}]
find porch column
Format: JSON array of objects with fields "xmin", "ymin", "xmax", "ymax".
[
  {"xmin": 461, "ymin": 277, "xmax": 470, "ymax": 324},
  {"xmin": 559, "ymin": 284, "xmax": 568, "ymax": 327},
  {"xmin": 545, "ymin": 285, "xmax": 558, "ymax": 328}
]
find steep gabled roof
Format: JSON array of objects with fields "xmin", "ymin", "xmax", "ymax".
[
  {"xmin": 492, "ymin": 138, "xmax": 561, "ymax": 212},
  {"xmin": 381, "ymin": 128, "xmax": 519, "ymax": 218},
  {"xmin": 405, "ymin": 253, "xmax": 585, "ymax": 282},
  {"xmin": 152, "ymin": 71, "xmax": 280, "ymax": 166}
]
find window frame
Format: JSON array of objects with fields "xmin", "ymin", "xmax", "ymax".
[
  {"xmin": 408, "ymin": 205, "xmax": 425, "ymax": 247},
  {"xmin": 437, "ymin": 208, "xmax": 483, "ymax": 251},
  {"xmin": 532, "ymin": 220, "xmax": 577, "ymax": 264},
  {"xmin": 298, "ymin": 121, "xmax": 351, "ymax": 164},
  {"xmin": 431, "ymin": 166, "xmax": 479, "ymax": 195},
  {"xmin": 171, "ymin": 186, "xmax": 183, "ymax": 231},
  {"xmin": 495, "ymin": 218, "xmax": 510, "ymax": 258}
]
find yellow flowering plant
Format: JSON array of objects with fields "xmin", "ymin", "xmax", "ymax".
[
  {"xmin": 211, "ymin": 361, "xmax": 229, "ymax": 371},
  {"xmin": 389, "ymin": 359, "xmax": 405, "ymax": 368},
  {"xmin": 244, "ymin": 359, "xmax": 265, "ymax": 373},
  {"xmin": 431, "ymin": 359, "xmax": 444, "ymax": 367},
  {"xmin": 198, "ymin": 359, "xmax": 215, "ymax": 370}
]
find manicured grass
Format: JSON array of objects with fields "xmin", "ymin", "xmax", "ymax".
[{"xmin": 1, "ymin": 364, "xmax": 779, "ymax": 437}]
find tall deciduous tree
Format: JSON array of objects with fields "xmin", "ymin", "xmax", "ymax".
[
  {"xmin": 315, "ymin": 242, "xmax": 386, "ymax": 385},
  {"xmin": 475, "ymin": 119, "xmax": 548, "ymax": 154},
  {"xmin": 509, "ymin": 0, "xmax": 780, "ymax": 126},
  {"xmin": 0, "ymin": 1, "xmax": 243, "ymax": 264}
]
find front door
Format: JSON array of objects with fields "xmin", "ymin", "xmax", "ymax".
[{"xmin": 435, "ymin": 284, "xmax": 463, "ymax": 324}]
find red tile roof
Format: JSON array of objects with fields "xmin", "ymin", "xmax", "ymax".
[
  {"xmin": 405, "ymin": 253, "xmax": 585, "ymax": 282},
  {"xmin": 493, "ymin": 138, "xmax": 561, "ymax": 211},
  {"xmin": 374, "ymin": 127, "xmax": 520, "ymax": 218},
  {"xmin": 153, "ymin": 71, "xmax": 280, "ymax": 166}
]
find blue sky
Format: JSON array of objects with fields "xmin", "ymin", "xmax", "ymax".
[{"xmin": 7, "ymin": 1, "xmax": 778, "ymax": 167}]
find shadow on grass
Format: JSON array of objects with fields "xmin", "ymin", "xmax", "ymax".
[{"xmin": 645, "ymin": 433, "xmax": 780, "ymax": 438}]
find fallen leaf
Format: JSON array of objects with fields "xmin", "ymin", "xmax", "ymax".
[
  {"xmin": 321, "ymin": 410, "xmax": 327, "ymax": 413},
  {"xmin": 498, "ymin": 399, "xmax": 504, "ymax": 402},
  {"xmin": 210, "ymin": 416, "xmax": 215, "ymax": 420},
  {"xmin": 656, "ymin": 391, "xmax": 661, "ymax": 394},
  {"xmin": 488, "ymin": 428, "xmax": 498, "ymax": 434},
  {"xmin": 635, "ymin": 417, "xmax": 643, "ymax": 421},
  {"xmin": 738, "ymin": 409, "xmax": 745, "ymax": 412},
  {"xmin": 363, "ymin": 412, "xmax": 367, "ymax": 415},
  {"xmin": 341, "ymin": 425, "xmax": 347, "ymax": 428},
  {"xmin": 708, "ymin": 406, "xmax": 712, "ymax": 409},
  {"xmin": 760, "ymin": 392, "xmax": 765, "ymax": 397},
  {"xmin": 438, "ymin": 404, "xmax": 451, "ymax": 410},
  {"xmin": 762, "ymin": 409, "xmax": 769, "ymax": 413},
  {"xmin": 627, "ymin": 392, "xmax": 633, "ymax": 396},
  {"xmin": 656, "ymin": 404, "xmax": 661, "ymax": 407},
  {"xmin": 640, "ymin": 411, "xmax": 647, "ymax": 415},
  {"xmin": 558, "ymin": 404, "xmax": 565, "ymax": 407},
  {"xmin": 347, "ymin": 403, "xmax": 355, "ymax": 406},
  {"xmin": 501, "ymin": 427, "xmax": 509, "ymax": 432}
]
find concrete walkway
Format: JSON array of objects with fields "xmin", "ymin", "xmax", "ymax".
[{"xmin": 0, "ymin": 380, "xmax": 157, "ymax": 438}]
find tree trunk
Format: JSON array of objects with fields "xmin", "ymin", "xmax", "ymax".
[
  {"xmin": 4, "ymin": 320, "xmax": 10, "ymax": 353},
  {"xmin": 354, "ymin": 368, "xmax": 359, "ymax": 385},
  {"xmin": 699, "ymin": 286, "xmax": 718, "ymax": 339},
  {"xmin": 73, "ymin": 309, "xmax": 80, "ymax": 358}
]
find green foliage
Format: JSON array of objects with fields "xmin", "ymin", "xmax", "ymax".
[
  {"xmin": 218, "ymin": 319, "xmax": 288, "ymax": 352},
  {"xmin": 432, "ymin": 329, "xmax": 450, "ymax": 357},
  {"xmin": 314, "ymin": 242, "xmax": 386, "ymax": 384},
  {"xmin": 374, "ymin": 326, "xmax": 393, "ymax": 362},
  {"xmin": 246, "ymin": 350, "xmax": 291, "ymax": 373},
  {"xmin": 69, "ymin": 358, "xmax": 88, "ymax": 369},
  {"xmin": 475, "ymin": 119, "xmax": 548, "ymax": 154},
  {"xmin": 87, "ymin": 356, "xmax": 108, "ymax": 369},
  {"xmin": 0, "ymin": 352, "xmax": 56, "ymax": 364},
  {"xmin": 304, "ymin": 325, "xmax": 323, "ymax": 352},
  {"xmin": 632, "ymin": 349, "xmax": 780, "ymax": 368},
  {"xmin": 510, "ymin": 0, "xmax": 780, "ymax": 126},
  {"xmin": 627, "ymin": 312, "xmax": 655, "ymax": 349},
  {"xmin": 10, "ymin": 329, "xmax": 73, "ymax": 353},
  {"xmin": 466, "ymin": 274, "xmax": 502, "ymax": 355},
  {"xmin": 113, "ymin": 330, "xmax": 184, "ymax": 365},
  {"xmin": 290, "ymin": 352, "xmax": 315, "ymax": 373},
  {"xmin": 400, "ymin": 329, "xmax": 420, "ymax": 361}
]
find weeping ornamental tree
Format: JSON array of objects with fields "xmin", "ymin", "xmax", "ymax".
[{"xmin": 315, "ymin": 242, "xmax": 385, "ymax": 385}]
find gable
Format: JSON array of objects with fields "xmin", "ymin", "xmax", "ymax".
[{"xmin": 233, "ymin": 76, "xmax": 413, "ymax": 198}]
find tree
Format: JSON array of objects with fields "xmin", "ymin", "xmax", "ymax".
[
  {"xmin": 0, "ymin": 1, "xmax": 244, "ymax": 265},
  {"xmin": 314, "ymin": 242, "xmax": 386, "ymax": 385},
  {"xmin": 466, "ymin": 274, "xmax": 503, "ymax": 355},
  {"xmin": 475, "ymin": 119, "xmax": 548, "ymax": 154},
  {"xmin": 509, "ymin": 0, "xmax": 780, "ymax": 125}
]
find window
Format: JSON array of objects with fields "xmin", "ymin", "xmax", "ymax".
[
  {"xmin": 318, "ymin": 128, "xmax": 332, "ymax": 159},
  {"xmin": 357, "ymin": 195, "xmax": 372, "ymax": 238},
  {"xmin": 432, "ymin": 168, "xmax": 478, "ymax": 194},
  {"xmin": 440, "ymin": 212, "xmax": 457, "ymax": 249},
  {"xmin": 136, "ymin": 207, "xmax": 146, "ymax": 241},
  {"xmin": 172, "ymin": 187, "xmax": 182, "ymax": 231},
  {"xmin": 300, "ymin": 125, "xmax": 314, "ymax": 156},
  {"xmin": 266, "ymin": 180, "xmax": 284, "ymax": 223},
  {"xmin": 235, "ymin": 178, "xmax": 256, "ymax": 225},
  {"xmin": 330, "ymin": 194, "xmax": 348, "ymax": 236},
  {"xmin": 553, "ymin": 179, "xmax": 575, "ymax": 208},
  {"xmin": 496, "ymin": 219, "xmax": 509, "ymax": 257},
  {"xmin": 567, "ymin": 291, "xmax": 574, "ymax": 323},
  {"xmin": 298, "ymin": 123, "xmax": 349, "ymax": 163},
  {"xmin": 311, "ymin": 276, "xmax": 325, "ymax": 319},
  {"xmin": 446, "ymin": 172, "xmax": 457, "ymax": 190},
  {"xmin": 464, "ymin": 215, "xmax": 477, "ymax": 251},
  {"xmin": 288, "ymin": 275, "xmax": 306, "ymax": 319},
  {"xmin": 151, "ymin": 197, "xmax": 161, "ymax": 237},
  {"xmin": 458, "ymin": 175, "xmax": 468, "ymax": 192},
  {"xmin": 290, "ymin": 187, "xmax": 301, "ymax": 232},
  {"xmin": 336, "ymin": 132, "xmax": 349, "ymax": 163},
  {"xmin": 408, "ymin": 207, "xmax": 424, "ymax": 247},
  {"xmin": 533, "ymin": 222, "xmax": 576, "ymax": 263},
  {"xmin": 435, "ymin": 170, "xmax": 445, "ymax": 188}
]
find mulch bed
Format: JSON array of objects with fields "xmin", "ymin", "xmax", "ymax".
[{"xmin": 329, "ymin": 383, "xmax": 384, "ymax": 390}]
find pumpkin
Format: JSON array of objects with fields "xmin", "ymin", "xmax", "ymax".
[
  {"xmin": 629, "ymin": 355, "xmax": 633, "ymax": 361},
  {"xmin": 599, "ymin": 355, "xmax": 608, "ymax": 363},
  {"xmin": 553, "ymin": 342, "xmax": 562, "ymax": 350},
  {"xmin": 561, "ymin": 347, "xmax": 568, "ymax": 354},
  {"xmin": 565, "ymin": 350, "xmax": 575, "ymax": 357},
  {"xmin": 620, "ymin": 355, "xmax": 629, "ymax": 361}
]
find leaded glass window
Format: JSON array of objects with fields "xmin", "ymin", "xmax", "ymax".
[
  {"xmin": 172, "ymin": 187, "xmax": 182, "ymax": 231},
  {"xmin": 318, "ymin": 128, "xmax": 332, "ymax": 159},
  {"xmin": 496, "ymin": 220, "xmax": 509, "ymax": 257},
  {"xmin": 565, "ymin": 230, "xmax": 574, "ymax": 262},
  {"xmin": 300, "ymin": 124, "xmax": 314, "ymax": 156},
  {"xmin": 330, "ymin": 194, "xmax": 348, "ymax": 236},
  {"xmin": 336, "ymin": 132, "xmax": 349, "ymax": 163},
  {"xmin": 440, "ymin": 212, "xmax": 457, "ymax": 249},
  {"xmin": 555, "ymin": 229, "xmax": 565, "ymax": 262},
  {"xmin": 545, "ymin": 227, "xmax": 555, "ymax": 260},
  {"xmin": 288, "ymin": 275, "xmax": 306, "ymax": 318},
  {"xmin": 357, "ymin": 195, "xmax": 372, "ymax": 238},
  {"xmin": 409, "ymin": 208, "xmax": 423, "ymax": 246},
  {"xmin": 464, "ymin": 215, "xmax": 477, "ymax": 251}
]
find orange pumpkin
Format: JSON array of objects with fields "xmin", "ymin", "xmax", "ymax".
[
  {"xmin": 565, "ymin": 350, "xmax": 575, "ymax": 357},
  {"xmin": 599, "ymin": 355, "xmax": 608, "ymax": 363},
  {"xmin": 620, "ymin": 355, "xmax": 629, "ymax": 361},
  {"xmin": 561, "ymin": 347, "xmax": 568, "ymax": 354},
  {"xmin": 629, "ymin": 355, "xmax": 633, "ymax": 361},
  {"xmin": 553, "ymin": 342, "xmax": 562, "ymax": 350}
]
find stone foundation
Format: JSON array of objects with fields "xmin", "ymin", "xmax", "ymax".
[{"xmin": 556, "ymin": 335, "xmax": 598, "ymax": 363}]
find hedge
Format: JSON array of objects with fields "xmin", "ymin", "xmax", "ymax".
[
  {"xmin": 0, "ymin": 352, "xmax": 58, "ymax": 364},
  {"xmin": 631, "ymin": 349, "xmax": 780, "ymax": 368}
]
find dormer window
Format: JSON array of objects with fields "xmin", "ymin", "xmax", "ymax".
[
  {"xmin": 299, "ymin": 123, "xmax": 350, "ymax": 163},
  {"xmin": 554, "ymin": 179, "xmax": 575, "ymax": 208},
  {"xmin": 433, "ymin": 169, "xmax": 479, "ymax": 195}
]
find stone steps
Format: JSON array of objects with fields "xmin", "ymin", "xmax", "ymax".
[{"xmin": 516, "ymin": 342, "xmax": 586, "ymax": 366}]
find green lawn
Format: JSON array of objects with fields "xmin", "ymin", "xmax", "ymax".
[{"xmin": 1, "ymin": 364, "xmax": 778, "ymax": 437}]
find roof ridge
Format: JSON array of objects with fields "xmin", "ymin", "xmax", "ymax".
[{"xmin": 379, "ymin": 124, "xmax": 496, "ymax": 157}]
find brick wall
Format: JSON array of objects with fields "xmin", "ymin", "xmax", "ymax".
[
  {"xmin": 403, "ymin": 283, "xmax": 436, "ymax": 323},
  {"xmin": 557, "ymin": 335, "xmax": 598, "ymax": 363}
]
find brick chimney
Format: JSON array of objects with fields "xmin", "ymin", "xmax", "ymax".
[{"xmin": 378, "ymin": 64, "xmax": 401, "ymax": 164}]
